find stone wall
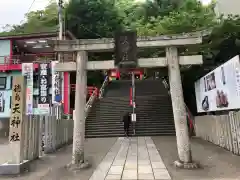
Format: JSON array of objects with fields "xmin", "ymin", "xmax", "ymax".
[{"xmin": 195, "ymin": 112, "xmax": 240, "ymax": 155}]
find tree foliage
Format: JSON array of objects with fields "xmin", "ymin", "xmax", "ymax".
[
  {"xmin": 0, "ymin": 0, "xmax": 217, "ymax": 37},
  {"xmin": 2, "ymin": 0, "xmax": 240, "ymax": 112},
  {"xmin": 65, "ymin": 0, "xmax": 123, "ymax": 39},
  {"xmin": 1, "ymin": 0, "xmax": 58, "ymax": 35}
]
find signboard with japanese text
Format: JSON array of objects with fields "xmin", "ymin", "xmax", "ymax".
[
  {"xmin": 38, "ymin": 63, "xmax": 50, "ymax": 114},
  {"xmin": 195, "ymin": 55, "xmax": 240, "ymax": 112},
  {"xmin": 22, "ymin": 63, "xmax": 33, "ymax": 115},
  {"xmin": 114, "ymin": 31, "xmax": 137, "ymax": 69},
  {"xmin": 51, "ymin": 61, "xmax": 61, "ymax": 104},
  {"xmin": 9, "ymin": 76, "xmax": 25, "ymax": 144},
  {"xmin": 0, "ymin": 91, "xmax": 5, "ymax": 112}
]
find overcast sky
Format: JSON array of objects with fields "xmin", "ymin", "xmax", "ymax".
[{"xmin": 0, "ymin": 0, "xmax": 212, "ymax": 31}]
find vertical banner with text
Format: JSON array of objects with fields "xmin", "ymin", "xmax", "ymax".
[
  {"xmin": 51, "ymin": 61, "xmax": 61, "ymax": 104},
  {"xmin": 38, "ymin": 63, "xmax": 50, "ymax": 114},
  {"xmin": 22, "ymin": 63, "xmax": 33, "ymax": 115},
  {"xmin": 0, "ymin": 91, "xmax": 4, "ymax": 112}
]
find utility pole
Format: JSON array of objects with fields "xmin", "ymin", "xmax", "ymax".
[
  {"xmin": 131, "ymin": 71, "xmax": 136, "ymax": 135},
  {"xmin": 58, "ymin": 0, "xmax": 63, "ymax": 118},
  {"xmin": 58, "ymin": 0, "xmax": 63, "ymax": 42}
]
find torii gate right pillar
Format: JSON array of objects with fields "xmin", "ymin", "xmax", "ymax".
[{"xmin": 166, "ymin": 47, "xmax": 195, "ymax": 168}]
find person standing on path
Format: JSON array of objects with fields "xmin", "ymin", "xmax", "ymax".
[{"xmin": 122, "ymin": 112, "xmax": 131, "ymax": 137}]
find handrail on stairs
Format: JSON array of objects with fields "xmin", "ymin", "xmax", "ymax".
[
  {"xmin": 162, "ymin": 78, "xmax": 195, "ymax": 136},
  {"xmin": 72, "ymin": 76, "xmax": 109, "ymax": 120},
  {"xmin": 98, "ymin": 76, "xmax": 109, "ymax": 99},
  {"xmin": 85, "ymin": 75, "xmax": 109, "ymax": 117}
]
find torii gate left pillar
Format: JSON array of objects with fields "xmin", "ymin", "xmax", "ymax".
[{"xmin": 49, "ymin": 34, "xmax": 202, "ymax": 168}]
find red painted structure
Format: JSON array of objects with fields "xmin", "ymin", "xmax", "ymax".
[
  {"xmin": 0, "ymin": 31, "xmax": 76, "ymax": 115},
  {"xmin": 70, "ymin": 84, "xmax": 99, "ymax": 97},
  {"xmin": 109, "ymin": 69, "xmax": 144, "ymax": 80}
]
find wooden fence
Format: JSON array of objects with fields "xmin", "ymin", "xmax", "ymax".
[
  {"xmin": 195, "ymin": 111, "xmax": 240, "ymax": 155},
  {"xmin": 4, "ymin": 76, "xmax": 109, "ymax": 168}
]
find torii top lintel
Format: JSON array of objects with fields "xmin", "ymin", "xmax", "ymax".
[{"xmin": 48, "ymin": 32, "xmax": 203, "ymax": 52}]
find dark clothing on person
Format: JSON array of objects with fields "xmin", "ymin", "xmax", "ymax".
[{"xmin": 122, "ymin": 113, "xmax": 131, "ymax": 137}]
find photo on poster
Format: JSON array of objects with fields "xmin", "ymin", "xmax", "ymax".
[
  {"xmin": 215, "ymin": 90, "xmax": 228, "ymax": 108},
  {"xmin": 206, "ymin": 73, "xmax": 216, "ymax": 91},
  {"xmin": 201, "ymin": 96, "xmax": 209, "ymax": 111},
  {"xmin": 221, "ymin": 67, "xmax": 226, "ymax": 85},
  {"xmin": 204, "ymin": 77, "xmax": 207, "ymax": 92}
]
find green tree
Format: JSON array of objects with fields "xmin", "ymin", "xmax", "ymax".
[
  {"xmin": 0, "ymin": 0, "xmax": 58, "ymax": 35},
  {"xmin": 136, "ymin": 0, "xmax": 216, "ymax": 36},
  {"xmin": 65, "ymin": 0, "xmax": 123, "ymax": 39}
]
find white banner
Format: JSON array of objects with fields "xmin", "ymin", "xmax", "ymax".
[
  {"xmin": 37, "ymin": 104, "xmax": 50, "ymax": 115},
  {"xmin": 195, "ymin": 55, "xmax": 240, "ymax": 112},
  {"xmin": 37, "ymin": 63, "xmax": 50, "ymax": 115},
  {"xmin": 51, "ymin": 61, "xmax": 61, "ymax": 104},
  {"xmin": 0, "ymin": 92, "xmax": 4, "ymax": 112},
  {"xmin": 131, "ymin": 113, "xmax": 136, "ymax": 122},
  {"xmin": 22, "ymin": 63, "xmax": 33, "ymax": 115}
]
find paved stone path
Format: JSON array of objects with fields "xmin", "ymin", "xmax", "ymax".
[{"xmin": 89, "ymin": 137, "xmax": 171, "ymax": 180}]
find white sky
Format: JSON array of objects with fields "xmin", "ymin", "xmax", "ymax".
[
  {"xmin": 0, "ymin": 0, "xmax": 50, "ymax": 29},
  {"xmin": 0, "ymin": 0, "xmax": 212, "ymax": 31}
]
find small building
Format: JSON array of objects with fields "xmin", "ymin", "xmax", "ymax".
[{"xmin": 0, "ymin": 31, "xmax": 75, "ymax": 120}]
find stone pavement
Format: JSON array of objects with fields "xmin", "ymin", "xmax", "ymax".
[
  {"xmin": 89, "ymin": 137, "xmax": 171, "ymax": 180},
  {"xmin": 1, "ymin": 136, "xmax": 240, "ymax": 180},
  {"xmin": 153, "ymin": 136, "xmax": 240, "ymax": 180}
]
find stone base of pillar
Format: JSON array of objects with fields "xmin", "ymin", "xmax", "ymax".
[
  {"xmin": 65, "ymin": 161, "xmax": 91, "ymax": 171},
  {"xmin": 174, "ymin": 160, "xmax": 200, "ymax": 169},
  {"xmin": 0, "ymin": 160, "xmax": 31, "ymax": 175}
]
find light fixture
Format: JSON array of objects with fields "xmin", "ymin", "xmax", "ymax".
[
  {"xmin": 45, "ymin": 45, "xmax": 50, "ymax": 48},
  {"xmin": 38, "ymin": 40, "xmax": 47, "ymax": 43},
  {"xmin": 25, "ymin": 40, "xmax": 36, "ymax": 44},
  {"xmin": 32, "ymin": 45, "xmax": 43, "ymax": 49}
]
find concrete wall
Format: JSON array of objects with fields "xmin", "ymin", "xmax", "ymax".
[
  {"xmin": 215, "ymin": 0, "xmax": 240, "ymax": 17},
  {"xmin": 0, "ymin": 40, "xmax": 11, "ymax": 64},
  {"xmin": 195, "ymin": 112, "xmax": 240, "ymax": 155}
]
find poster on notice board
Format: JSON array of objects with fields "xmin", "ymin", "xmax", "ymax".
[{"xmin": 195, "ymin": 55, "xmax": 240, "ymax": 112}]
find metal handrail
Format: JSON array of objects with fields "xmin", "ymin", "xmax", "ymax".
[
  {"xmin": 1, "ymin": 54, "xmax": 56, "ymax": 65},
  {"xmin": 99, "ymin": 76, "xmax": 109, "ymax": 99},
  {"xmin": 85, "ymin": 89, "xmax": 98, "ymax": 113},
  {"xmin": 85, "ymin": 76, "xmax": 109, "ymax": 118},
  {"xmin": 65, "ymin": 77, "xmax": 108, "ymax": 120}
]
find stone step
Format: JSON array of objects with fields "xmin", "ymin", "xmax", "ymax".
[{"xmin": 86, "ymin": 80, "xmax": 175, "ymax": 137}]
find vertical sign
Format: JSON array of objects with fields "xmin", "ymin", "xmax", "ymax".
[
  {"xmin": 9, "ymin": 76, "xmax": 25, "ymax": 163},
  {"xmin": 0, "ymin": 91, "xmax": 4, "ymax": 112},
  {"xmin": 38, "ymin": 63, "xmax": 50, "ymax": 114},
  {"xmin": 22, "ymin": 63, "xmax": 33, "ymax": 115},
  {"xmin": 51, "ymin": 61, "xmax": 61, "ymax": 104},
  {"xmin": 114, "ymin": 31, "xmax": 137, "ymax": 68}
]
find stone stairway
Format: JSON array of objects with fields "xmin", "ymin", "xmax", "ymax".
[{"xmin": 85, "ymin": 80, "xmax": 175, "ymax": 138}]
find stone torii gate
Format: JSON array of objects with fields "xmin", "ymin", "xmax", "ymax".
[{"xmin": 49, "ymin": 33, "xmax": 203, "ymax": 168}]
